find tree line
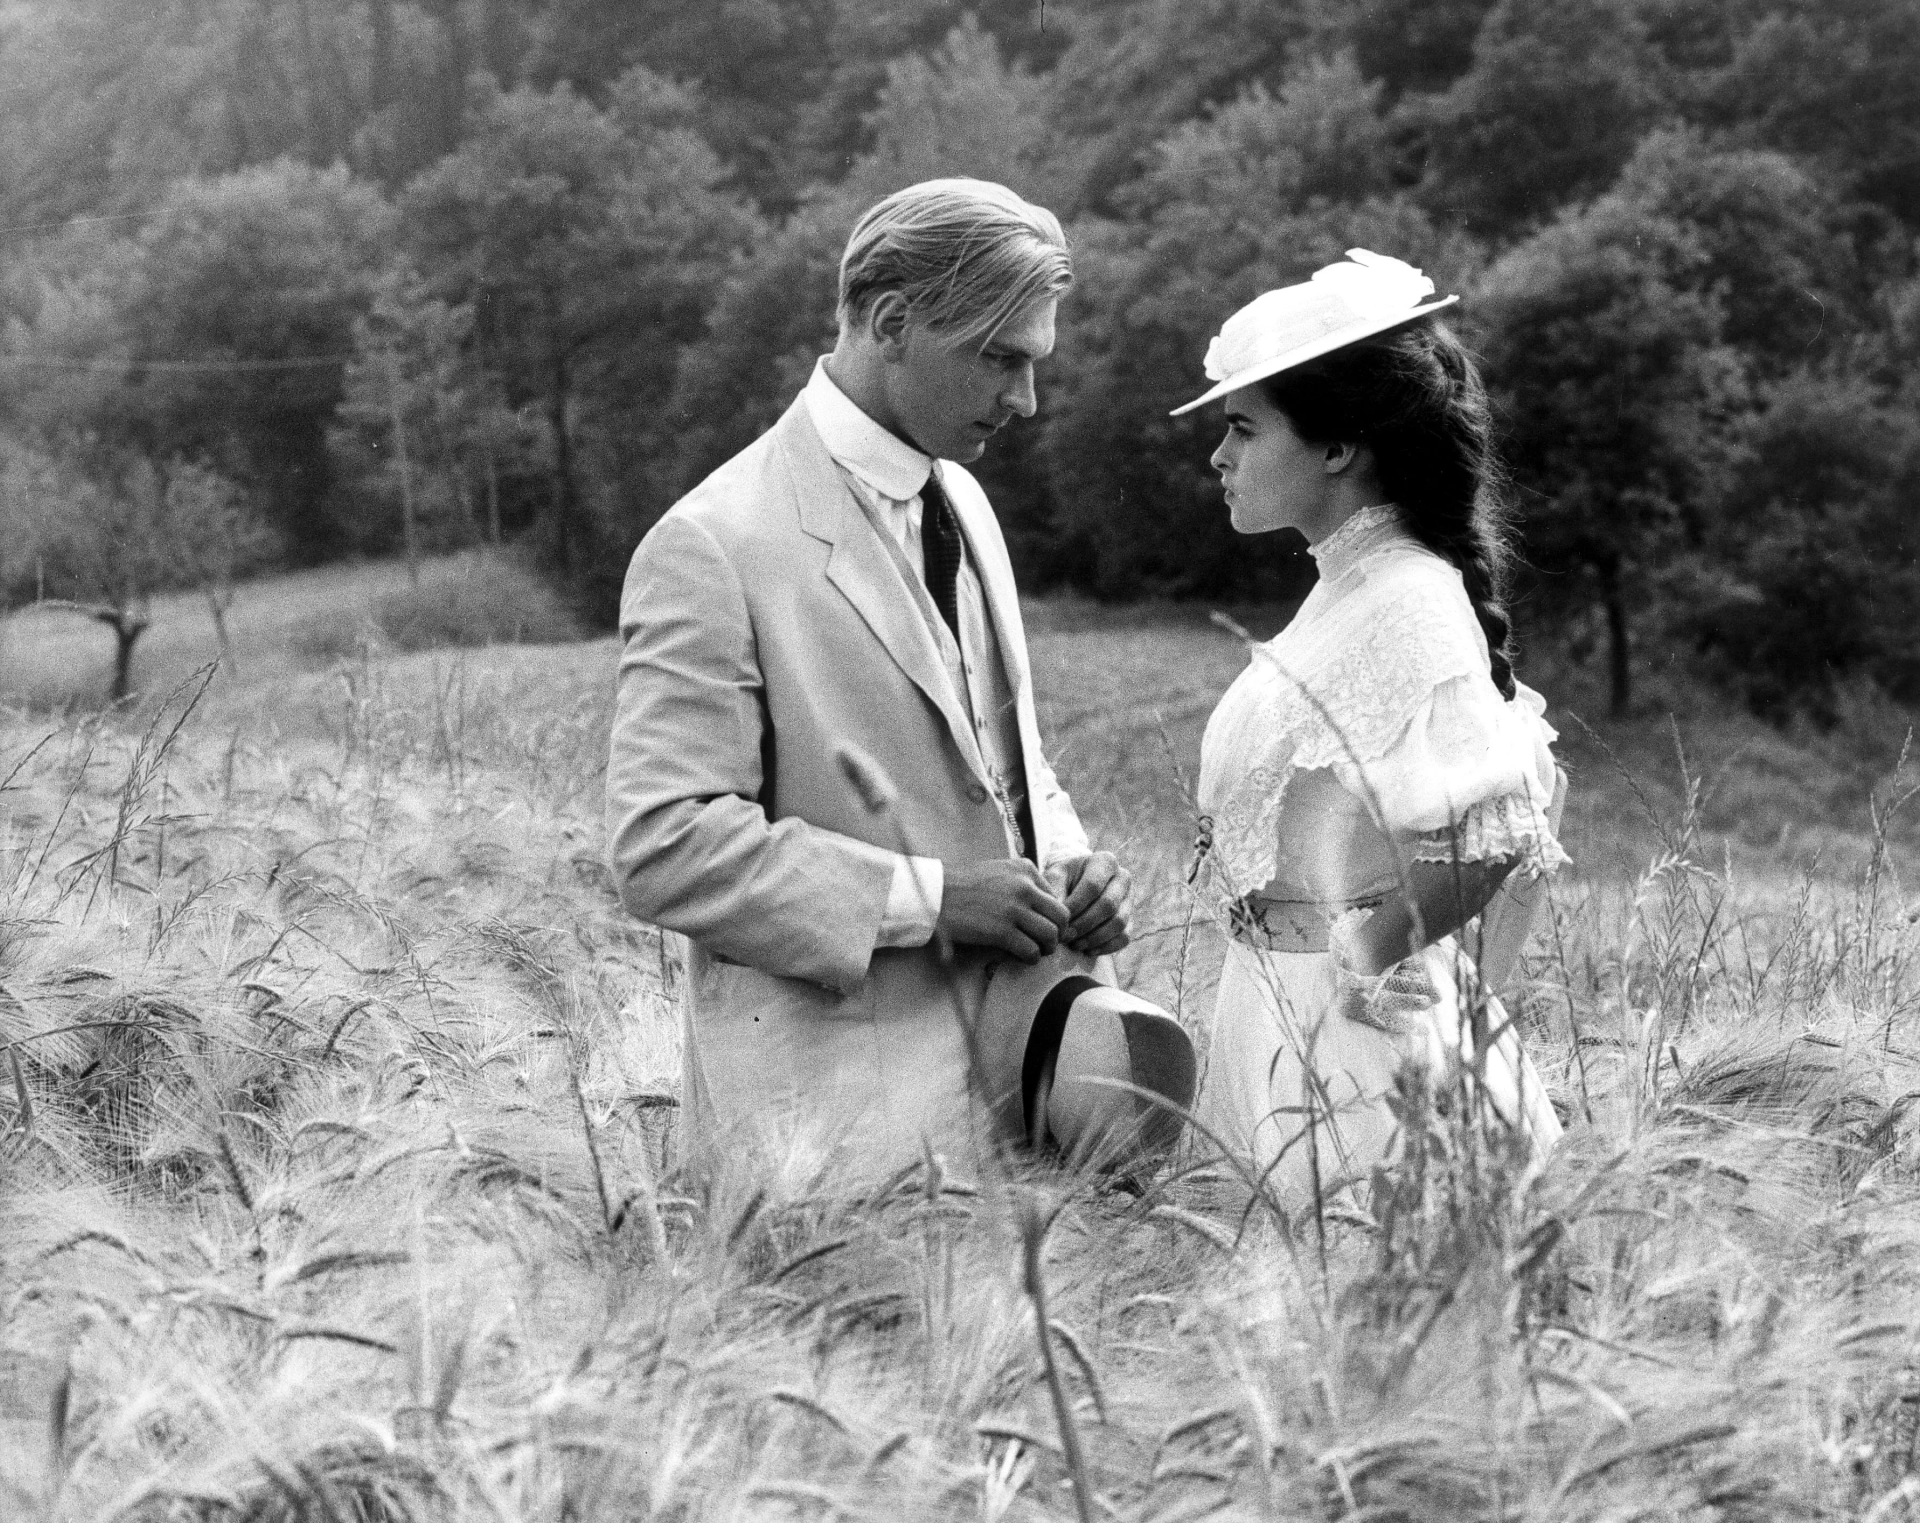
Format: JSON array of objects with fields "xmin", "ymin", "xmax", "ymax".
[{"xmin": 1, "ymin": 0, "xmax": 1916, "ymax": 717}]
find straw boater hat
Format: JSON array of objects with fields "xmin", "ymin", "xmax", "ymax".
[
  {"xmin": 1170, "ymin": 249, "xmax": 1458, "ymax": 416},
  {"xmin": 973, "ymin": 949, "xmax": 1197, "ymax": 1163}
]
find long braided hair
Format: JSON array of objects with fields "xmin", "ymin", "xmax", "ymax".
[{"xmin": 1259, "ymin": 320, "xmax": 1519, "ymax": 699}]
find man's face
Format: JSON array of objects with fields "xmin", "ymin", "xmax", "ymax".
[{"xmin": 886, "ymin": 297, "xmax": 1057, "ymax": 463}]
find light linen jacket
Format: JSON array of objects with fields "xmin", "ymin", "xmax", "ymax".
[{"xmin": 607, "ymin": 395, "xmax": 1089, "ymax": 1178}]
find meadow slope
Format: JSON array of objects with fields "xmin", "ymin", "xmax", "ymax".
[{"xmin": 1, "ymin": 572, "xmax": 1918, "ymax": 1521}]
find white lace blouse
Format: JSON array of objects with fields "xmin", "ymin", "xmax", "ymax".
[{"xmin": 1196, "ymin": 504, "xmax": 1567, "ymax": 911}]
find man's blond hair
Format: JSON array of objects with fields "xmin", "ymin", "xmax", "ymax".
[{"xmin": 838, "ymin": 178, "xmax": 1071, "ymax": 348}]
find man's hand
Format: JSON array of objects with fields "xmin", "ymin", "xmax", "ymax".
[
  {"xmin": 937, "ymin": 859, "xmax": 1070, "ymax": 963},
  {"xmin": 1046, "ymin": 851, "xmax": 1133, "ymax": 957}
]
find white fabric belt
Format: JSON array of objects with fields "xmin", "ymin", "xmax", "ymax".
[{"xmin": 1227, "ymin": 894, "xmax": 1383, "ymax": 953}]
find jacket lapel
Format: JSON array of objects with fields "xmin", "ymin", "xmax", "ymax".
[{"xmin": 773, "ymin": 402, "xmax": 989, "ymax": 782}]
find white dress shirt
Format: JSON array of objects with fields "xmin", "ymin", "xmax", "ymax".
[{"xmin": 803, "ymin": 357, "xmax": 1044, "ymax": 952}]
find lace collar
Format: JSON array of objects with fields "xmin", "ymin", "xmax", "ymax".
[{"xmin": 1308, "ymin": 503, "xmax": 1407, "ymax": 582}]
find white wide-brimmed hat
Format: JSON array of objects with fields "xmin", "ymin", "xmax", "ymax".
[
  {"xmin": 973, "ymin": 949, "xmax": 1196, "ymax": 1161},
  {"xmin": 1170, "ymin": 250, "xmax": 1458, "ymax": 416}
]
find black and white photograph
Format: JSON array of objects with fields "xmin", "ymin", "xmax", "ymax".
[{"xmin": 1, "ymin": 1, "xmax": 1918, "ymax": 1517}]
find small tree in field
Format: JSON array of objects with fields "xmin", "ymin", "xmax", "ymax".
[
  {"xmin": 31, "ymin": 458, "xmax": 168, "ymax": 702},
  {"xmin": 156, "ymin": 460, "xmax": 281, "ymax": 676},
  {"xmin": 2, "ymin": 446, "xmax": 276, "ymax": 700}
]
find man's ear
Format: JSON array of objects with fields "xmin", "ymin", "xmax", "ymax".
[
  {"xmin": 1324, "ymin": 441, "xmax": 1361, "ymax": 476},
  {"xmin": 867, "ymin": 291, "xmax": 913, "ymax": 358}
]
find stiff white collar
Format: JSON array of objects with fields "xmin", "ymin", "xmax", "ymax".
[
  {"xmin": 803, "ymin": 356, "xmax": 935, "ymax": 503},
  {"xmin": 1308, "ymin": 503, "xmax": 1408, "ymax": 581}
]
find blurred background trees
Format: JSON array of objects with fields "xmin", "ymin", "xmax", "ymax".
[{"xmin": 0, "ymin": 0, "xmax": 1914, "ymax": 719}]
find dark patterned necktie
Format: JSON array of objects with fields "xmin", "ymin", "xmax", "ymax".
[{"xmin": 919, "ymin": 469, "xmax": 964, "ymax": 640}]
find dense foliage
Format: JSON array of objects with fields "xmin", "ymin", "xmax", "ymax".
[{"xmin": 1, "ymin": 0, "xmax": 1916, "ymax": 716}]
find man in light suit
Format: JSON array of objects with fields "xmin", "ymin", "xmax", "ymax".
[{"xmin": 607, "ymin": 179, "xmax": 1133, "ymax": 1178}]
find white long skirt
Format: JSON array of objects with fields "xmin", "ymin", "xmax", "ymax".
[{"xmin": 1193, "ymin": 936, "xmax": 1563, "ymax": 1208}]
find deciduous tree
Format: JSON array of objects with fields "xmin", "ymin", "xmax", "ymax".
[
  {"xmin": 1677, "ymin": 373, "xmax": 1920, "ymax": 715},
  {"xmin": 1403, "ymin": 0, "xmax": 1669, "ymax": 236},
  {"xmin": 1474, "ymin": 128, "xmax": 1861, "ymax": 715},
  {"xmin": 335, "ymin": 274, "xmax": 538, "ymax": 562},
  {"xmin": 1040, "ymin": 55, "xmax": 1463, "ymax": 596},
  {"xmin": 1474, "ymin": 201, "xmax": 1733, "ymax": 718},
  {"xmin": 2, "ymin": 161, "xmax": 397, "ymax": 559},
  {"xmin": 401, "ymin": 72, "xmax": 759, "ymax": 587}
]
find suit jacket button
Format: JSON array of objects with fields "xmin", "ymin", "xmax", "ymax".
[{"xmin": 968, "ymin": 782, "xmax": 990, "ymax": 803}]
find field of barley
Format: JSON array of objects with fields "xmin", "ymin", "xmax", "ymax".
[{"xmin": 2, "ymin": 551, "xmax": 1918, "ymax": 1522}]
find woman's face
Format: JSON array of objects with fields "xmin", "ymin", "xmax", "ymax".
[{"xmin": 1209, "ymin": 385, "xmax": 1344, "ymax": 540}]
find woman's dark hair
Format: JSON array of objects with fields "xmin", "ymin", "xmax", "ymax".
[{"xmin": 1260, "ymin": 319, "xmax": 1518, "ymax": 699}]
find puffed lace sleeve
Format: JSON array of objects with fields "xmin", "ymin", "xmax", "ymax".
[
  {"xmin": 1333, "ymin": 675, "xmax": 1568, "ymax": 876},
  {"xmin": 1196, "ymin": 536, "xmax": 1568, "ymax": 898}
]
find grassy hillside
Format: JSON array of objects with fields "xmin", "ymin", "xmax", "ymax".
[
  {"xmin": 0, "ymin": 550, "xmax": 587, "ymax": 710},
  {"xmin": 0, "ymin": 561, "xmax": 1917, "ymax": 1519}
]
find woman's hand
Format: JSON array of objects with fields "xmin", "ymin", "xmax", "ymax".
[
  {"xmin": 1336, "ymin": 952, "xmax": 1443, "ymax": 1037},
  {"xmin": 1336, "ymin": 954, "xmax": 1440, "ymax": 1033}
]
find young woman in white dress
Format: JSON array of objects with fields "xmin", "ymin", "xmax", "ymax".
[{"xmin": 1171, "ymin": 251, "xmax": 1568, "ymax": 1206}]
